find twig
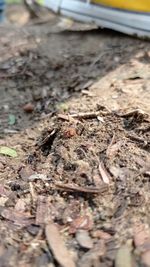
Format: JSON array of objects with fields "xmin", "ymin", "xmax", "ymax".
[
  {"xmin": 69, "ymin": 106, "xmax": 111, "ymax": 120},
  {"xmin": 57, "ymin": 114, "xmax": 76, "ymax": 122},
  {"xmin": 136, "ymin": 125, "xmax": 150, "ymax": 133},
  {"xmin": 116, "ymin": 109, "xmax": 145, "ymax": 117},
  {"xmin": 37, "ymin": 129, "xmax": 58, "ymax": 148},
  {"xmin": 99, "ymin": 162, "xmax": 111, "ymax": 184},
  {"xmin": 55, "ymin": 182, "xmax": 108, "ymax": 194},
  {"xmin": 106, "ymin": 134, "xmax": 116, "ymax": 156},
  {"xmin": 70, "ymin": 111, "xmax": 100, "ymax": 119},
  {"xmin": 127, "ymin": 134, "xmax": 149, "ymax": 145},
  {"xmin": 40, "ymin": 112, "xmax": 53, "ymax": 120},
  {"xmin": 87, "ymin": 50, "xmax": 110, "ymax": 75},
  {"xmin": 29, "ymin": 182, "xmax": 37, "ymax": 203},
  {"xmin": 116, "ymin": 109, "xmax": 150, "ymax": 121}
]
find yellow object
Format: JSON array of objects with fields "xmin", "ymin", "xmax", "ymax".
[
  {"xmin": 43, "ymin": 0, "xmax": 150, "ymax": 38},
  {"xmin": 92, "ymin": 0, "xmax": 150, "ymax": 12}
]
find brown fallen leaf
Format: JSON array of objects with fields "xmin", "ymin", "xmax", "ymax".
[
  {"xmin": 55, "ymin": 182, "xmax": 108, "ymax": 194},
  {"xmin": 99, "ymin": 162, "xmax": 111, "ymax": 184},
  {"xmin": 69, "ymin": 215, "xmax": 93, "ymax": 234},
  {"xmin": 45, "ymin": 223, "xmax": 75, "ymax": 267},
  {"xmin": 15, "ymin": 199, "xmax": 26, "ymax": 212},
  {"xmin": 36, "ymin": 196, "xmax": 51, "ymax": 225},
  {"xmin": 91, "ymin": 230, "xmax": 112, "ymax": 240},
  {"xmin": 76, "ymin": 230, "xmax": 93, "ymax": 249},
  {"xmin": 1, "ymin": 208, "xmax": 34, "ymax": 226},
  {"xmin": 115, "ymin": 244, "xmax": 134, "ymax": 267},
  {"xmin": 134, "ymin": 223, "xmax": 150, "ymax": 266},
  {"xmin": 0, "ymin": 184, "xmax": 10, "ymax": 197}
]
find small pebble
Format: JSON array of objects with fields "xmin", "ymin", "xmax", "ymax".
[
  {"xmin": 76, "ymin": 230, "xmax": 93, "ymax": 249},
  {"xmin": 23, "ymin": 103, "xmax": 34, "ymax": 113}
]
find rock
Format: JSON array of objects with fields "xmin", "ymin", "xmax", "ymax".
[
  {"xmin": 76, "ymin": 230, "xmax": 93, "ymax": 249},
  {"xmin": 115, "ymin": 245, "xmax": 133, "ymax": 267},
  {"xmin": 19, "ymin": 166, "xmax": 34, "ymax": 181},
  {"xmin": 23, "ymin": 103, "xmax": 34, "ymax": 113}
]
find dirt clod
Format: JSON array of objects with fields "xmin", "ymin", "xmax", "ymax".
[{"xmin": 23, "ymin": 103, "xmax": 34, "ymax": 113}]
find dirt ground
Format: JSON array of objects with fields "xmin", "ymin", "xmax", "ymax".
[{"xmin": 0, "ymin": 4, "xmax": 150, "ymax": 267}]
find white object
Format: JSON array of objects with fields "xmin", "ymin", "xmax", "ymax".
[{"xmin": 43, "ymin": 0, "xmax": 150, "ymax": 38}]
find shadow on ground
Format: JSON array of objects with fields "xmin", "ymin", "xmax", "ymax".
[{"xmin": 0, "ymin": 16, "xmax": 149, "ymax": 136}]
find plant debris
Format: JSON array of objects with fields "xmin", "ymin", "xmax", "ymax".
[
  {"xmin": 98, "ymin": 161, "xmax": 111, "ymax": 184},
  {"xmin": 55, "ymin": 182, "xmax": 108, "ymax": 194},
  {"xmin": 0, "ymin": 146, "xmax": 17, "ymax": 158},
  {"xmin": 0, "ymin": 9, "xmax": 150, "ymax": 266},
  {"xmin": 1, "ymin": 208, "xmax": 34, "ymax": 226},
  {"xmin": 134, "ymin": 223, "xmax": 150, "ymax": 266},
  {"xmin": 76, "ymin": 230, "xmax": 93, "ymax": 249},
  {"xmin": 45, "ymin": 223, "xmax": 76, "ymax": 267},
  {"xmin": 115, "ymin": 245, "xmax": 134, "ymax": 267}
]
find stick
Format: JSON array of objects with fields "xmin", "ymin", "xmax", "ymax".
[{"xmin": 55, "ymin": 182, "xmax": 108, "ymax": 194}]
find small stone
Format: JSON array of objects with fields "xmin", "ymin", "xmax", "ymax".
[
  {"xmin": 23, "ymin": 103, "xmax": 34, "ymax": 113},
  {"xmin": 64, "ymin": 127, "xmax": 77, "ymax": 138},
  {"xmin": 27, "ymin": 225, "xmax": 40, "ymax": 236},
  {"xmin": 91, "ymin": 230, "xmax": 111, "ymax": 240},
  {"xmin": 76, "ymin": 230, "xmax": 93, "ymax": 249},
  {"xmin": 19, "ymin": 166, "xmax": 34, "ymax": 181},
  {"xmin": 115, "ymin": 245, "xmax": 133, "ymax": 267}
]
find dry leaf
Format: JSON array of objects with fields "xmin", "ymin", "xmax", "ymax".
[
  {"xmin": 15, "ymin": 199, "xmax": 26, "ymax": 212},
  {"xmin": 69, "ymin": 215, "xmax": 93, "ymax": 234},
  {"xmin": 0, "ymin": 185, "xmax": 10, "ymax": 197},
  {"xmin": 134, "ymin": 223, "xmax": 150, "ymax": 266},
  {"xmin": 115, "ymin": 245, "xmax": 133, "ymax": 267},
  {"xmin": 45, "ymin": 223, "xmax": 75, "ymax": 267},
  {"xmin": 92, "ymin": 230, "xmax": 112, "ymax": 240},
  {"xmin": 1, "ymin": 208, "xmax": 34, "ymax": 226},
  {"xmin": 76, "ymin": 230, "xmax": 93, "ymax": 249},
  {"xmin": 99, "ymin": 162, "xmax": 111, "ymax": 184},
  {"xmin": 36, "ymin": 196, "xmax": 51, "ymax": 225}
]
